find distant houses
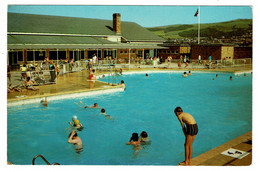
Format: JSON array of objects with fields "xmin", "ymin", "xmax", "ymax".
[{"xmin": 7, "ymin": 12, "xmax": 252, "ymax": 69}]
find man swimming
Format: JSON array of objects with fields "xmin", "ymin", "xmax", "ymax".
[
  {"xmin": 74, "ymin": 101, "xmax": 100, "ymax": 108},
  {"xmin": 85, "ymin": 103, "xmax": 99, "ymax": 108},
  {"xmin": 174, "ymin": 107, "xmax": 198, "ymax": 166}
]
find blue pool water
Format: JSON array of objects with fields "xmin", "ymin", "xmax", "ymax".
[{"xmin": 7, "ymin": 72, "xmax": 252, "ymax": 165}]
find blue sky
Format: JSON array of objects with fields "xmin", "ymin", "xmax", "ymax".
[{"xmin": 7, "ymin": 5, "xmax": 252, "ymax": 27}]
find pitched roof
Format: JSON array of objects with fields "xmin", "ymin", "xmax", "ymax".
[
  {"xmin": 8, "ymin": 35, "xmax": 115, "ymax": 45},
  {"xmin": 8, "ymin": 35, "xmax": 167, "ymax": 50},
  {"xmin": 8, "ymin": 13, "xmax": 164, "ymax": 42}
]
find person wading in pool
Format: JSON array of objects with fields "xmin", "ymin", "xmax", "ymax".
[
  {"xmin": 174, "ymin": 107, "xmax": 198, "ymax": 166},
  {"xmin": 68, "ymin": 130, "xmax": 82, "ymax": 145},
  {"xmin": 182, "ymin": 72, "xmax": 188, "ymax": 77},
  {"xmin": 126, "ymin": 132, "xmax": 141, "ymax": 155},
  {"xmin": 41, "ymin": 97, "xmax": 48, "ymax": 107},
  {"xmin": 69, "ymin": 116, "xmax": 83, "ymax": 128}
]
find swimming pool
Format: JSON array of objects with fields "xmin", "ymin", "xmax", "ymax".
[{"xmin": 7, "ymin": 71, "xmax": 252, "ymax": 165}]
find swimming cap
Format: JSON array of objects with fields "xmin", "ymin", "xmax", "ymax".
[{"xmin": 72, "ymin": 115, "xmax": 77, "ymax": 120}]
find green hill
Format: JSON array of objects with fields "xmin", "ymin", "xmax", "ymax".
[{"xmin": 146, "ymin": 19, "xmax": 252, "ymax": 40}]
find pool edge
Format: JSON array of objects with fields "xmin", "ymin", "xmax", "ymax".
[{"xmin": 190, "ymin": 131, "xmax": 252, "ymax": 166}]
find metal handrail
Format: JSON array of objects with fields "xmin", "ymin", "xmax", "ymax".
[{"xmin": 32, "ymin": 154, "xmax": 60, "ymax": 165}]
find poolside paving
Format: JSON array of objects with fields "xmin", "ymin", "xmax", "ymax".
[
  {"xmin": 7, "ymin": 69, "xmax": 121, "ymax": 101},
  {"xmin": 190, "ymin": 131, "xmax": 252, "ymax": 166},
  {"xmin": 7, "ymin": 64, "xmax": 253, "ymax": 166}
]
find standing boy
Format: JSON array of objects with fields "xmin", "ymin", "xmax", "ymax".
[{"xmin": 174, "ymin": 107, "xmax": 198, "ymax": 165}]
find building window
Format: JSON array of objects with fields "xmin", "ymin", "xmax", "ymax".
[
  {"xmin": 58, "ymin": 51, "xmax": 66, "ymax": 60},
  {"xmin": 81, "ymin": 50, "xmax": 85, "ymax": 60},
  {"xmin": 27, "ymin": 51, "xmax": 45, "ymax": 61},
  {"xmin": 17, "ymin": 51, "xmax": 23, "ymax": 62}
]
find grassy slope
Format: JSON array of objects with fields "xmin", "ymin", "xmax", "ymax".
[{"xmin": 146, "ymin": 19, "xmax": 252, "ymax": 39}]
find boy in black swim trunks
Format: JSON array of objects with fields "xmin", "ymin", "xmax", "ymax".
[{"xmin": 174, "ymin": 107, "xmax": 198, "ymax": 166}]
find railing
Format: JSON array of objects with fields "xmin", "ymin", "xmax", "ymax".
[
  {"xmin": 32, "ymin": 154, "xmax": 60, "ymax": 165},
  {"xmin": 98, "ymin": 64, "xmax": 121, "ymax": 85},
  {"xmin": 17, "ymin": 58, "xmax": 252, "ymax": 75}
]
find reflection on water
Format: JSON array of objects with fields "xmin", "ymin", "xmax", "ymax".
[{"xmin": 75, "ymin": 145, "xmax": 84, "ymax": 154}]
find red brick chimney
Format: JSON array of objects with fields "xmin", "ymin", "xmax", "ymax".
[{"xmin": 113, "ymin": 13, "xmax": 121, "ymax": 34}]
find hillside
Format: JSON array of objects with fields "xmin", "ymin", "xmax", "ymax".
[{"xmin": 146, "ymin": 19, "xmax": 252, "ymax": 40}]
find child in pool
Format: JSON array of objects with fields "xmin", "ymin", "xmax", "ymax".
[{"xmin": 139, "ymin": 131, "xmax": 150, "ymax": 143}]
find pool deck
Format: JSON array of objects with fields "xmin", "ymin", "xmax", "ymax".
[
  {"xmin": 191, "ymin": 131, "xmax": 252, "ymax": 166},
  {"xmin": 7, "ymin": 65, "xmax": 253, "ymax": 165}
]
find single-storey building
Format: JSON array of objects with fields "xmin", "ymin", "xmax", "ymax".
[
  {"xmin": 157, "ymin": 43, "xmax": 191, "ymax": 61},
  {"xmin": 234, "ymin": 46, "xmax": 252, "ymax": 59},
  {"xmin": 190, "ymin": 44, "xmax": 235, "ymax": 61},
  {"xmin": 7, "ymin": 13, "xmax": 166, "ymax": 68}
]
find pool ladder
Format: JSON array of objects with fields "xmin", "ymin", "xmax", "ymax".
[
  {"xmin": 32, "ymin": 154, "xmax": 60, "ymax": 165},
  {"xmin": 105, "ymin": 64, "xmax": 121, "ymax": 85}
]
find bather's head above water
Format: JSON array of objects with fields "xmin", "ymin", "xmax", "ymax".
[{"xmin": 72, "ymin": 115, "xmax": 77, "ymax": 121}]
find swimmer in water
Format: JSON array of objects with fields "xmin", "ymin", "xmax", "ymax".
[
  {"xmin": 188, "ymin": 71, "xmax": 192, "ymax": 76},
  {"xmin": 216, "ymin": 74, "xmax": 218, "ymax": 78},
  {"xmin": 146, "ymin": 73, "xmax": 149, "ymax": 77},
  {"xmin": 230, "ymin": 76, "xmax": 232, "ymax": 80},
  {"xmin": 100, "ymin": 108, "xmax": 111, "ymax": 118},
  {"xmin": 182, "ymin": 72, "xmax": 188, "ymax": 77},
  {"xmin": 74, "ymin": 101, "xmax": 100, "ymax": 108},
  {"xmin": 85, "ymin": 103, "xmax": 99, "ymax": 108},
  {"xmin": 68, "ymin": 131, "xmax": 82, "ymax": 145},
  {"xmin": 69, "ymin": 116, "xmax": 82, "ymax": 128},
  {"xmin": 126, "ymin": 132, "xmax": 141, "ymax": 155},
  {"xmin": 139, "ymin": 131, "xmax": 150, "ymax": 143},
  {"xmin": 120, "ymin": 80, "xmax": 125, "ymax": 91},
  {"xmin": 41, "ymin": 97, "xmax": 48, "ymax": 107},
  {"xmin": 126, "ymin": 133, "xmax": 140, "ymax": 145}
]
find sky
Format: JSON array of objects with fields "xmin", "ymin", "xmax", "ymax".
[{"xmin": 7, "ymin": 5, "xmax": 252, "ymax": 27}]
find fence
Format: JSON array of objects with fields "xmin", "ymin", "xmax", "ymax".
[{"xmin": 17, "ymin": 58, "xmax": 253, "ymax": 78}]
